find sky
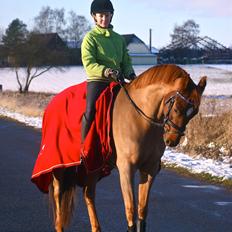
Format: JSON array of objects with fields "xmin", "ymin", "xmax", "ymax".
[{"xmin": 0, "ymin": 0, "xmax": 232, "ymax": 49}]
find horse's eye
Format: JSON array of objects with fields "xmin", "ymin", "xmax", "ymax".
[{"xmin": 174, "ymin": 108, "xmax": 180, "ymax": 114}]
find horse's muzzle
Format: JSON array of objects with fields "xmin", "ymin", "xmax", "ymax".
[{"xmin": 163, "ymin": 132, "xmax": 182, "ymax": 147}]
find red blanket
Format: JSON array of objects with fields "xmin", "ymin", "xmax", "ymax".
[{"xmin": 31, "ymin": 81, "xmax": 118, "ymax": 193}]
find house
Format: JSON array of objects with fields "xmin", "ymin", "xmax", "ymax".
[
  {"xmin": 29, "ymin": 33, "xmax": 67, "ymax": 50},
  {"xmin": 67, "ymin": 33, "xmax": 158, "ymax": 65},
  {"xmin": 1, "ymin": 32, "xmax": 158, "ymax": 66},
  {"xmin": 66, "ymin": 40, "xmax": 82, "ymax": 49},
  {"xmin": 122, "ymin": 34, "xmax": 158, "ymax": 65},
  {"xmin": 0, "ymin": 33, "xmax": 69, "ymax": 67}
]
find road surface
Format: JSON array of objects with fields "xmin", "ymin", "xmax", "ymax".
[{"xmin": 0, "ymin": 118, "xmax": 232, "ymax": 232}]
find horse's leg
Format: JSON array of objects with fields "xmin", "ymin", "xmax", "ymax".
[
  {"xmin": 136, "ymin": 170, "xmax": 154, "ymax": 232},
  {"xmin": 83, "ymin": 173, "xmax": 101, "ymax": 232},
  {"xmin": 51, "ymin": 170, "xmax": 64, "ymax": 232},
  {"xmin": 137, "ymin": 160, "xmax": 161, "ymax": 232},
  {"xmin": 118, "ymin": 162, "xmax": 136, "ymax": 231}
]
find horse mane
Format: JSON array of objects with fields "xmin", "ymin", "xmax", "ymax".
[{"xmin": 130, "ymin": 64, "xmax": 192, "ymax": 89}]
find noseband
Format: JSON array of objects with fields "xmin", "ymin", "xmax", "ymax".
[{"xmin": 120, "ymin": 84, "xmax": 194, "ymax": 136}]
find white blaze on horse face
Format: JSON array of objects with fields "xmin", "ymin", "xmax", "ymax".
[{"xmin": 186, "ymin": 107, "xmax": 194, "ymax": 117}]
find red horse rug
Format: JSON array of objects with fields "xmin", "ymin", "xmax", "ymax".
[{"xmin": 31, "ymin": 82, "xmax": 118, "ymax": 193}]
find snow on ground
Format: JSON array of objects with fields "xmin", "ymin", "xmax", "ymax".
[
  {"xmin": 163, "ymin": 150, "xmax": 232, "ymax": 180},
  {"xmin": 0, "ymin": 107, "xmax": 42, "ymax": 128},
  {"xmin": 0, "ymin": 64, "xmax": 232, "ymax": 180},
  {"xmin": 0, "ymin": 64, "xmax": 232, "ymax": 95},
  {"xmin": 180, "ymin": 64, "xmax": 232, "ymax": 96}
]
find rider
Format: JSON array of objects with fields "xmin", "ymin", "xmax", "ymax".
[{"xmin": 81, "ymin": 0, "xmax": 136, "ymax": 142}]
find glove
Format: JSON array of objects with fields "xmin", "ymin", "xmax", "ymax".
[
  {"xmin": 126, "ymin": 73, "xmax": 136, "ymax": 81},
  {"xmin": 104, "ymin": 68, "xmax": 124, "ymax": 83}
]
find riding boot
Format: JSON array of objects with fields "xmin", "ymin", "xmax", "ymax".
[
  {"xmin": 127, "ymin": 224, "xmax": 136, "ymax": 232},
  {"xmin": 81, "ymin": 114, "xmax": 91, "ymax": 143},
  {"xmin": 137, "ymin": 220, "xmax": 146, "ymax": 232}
]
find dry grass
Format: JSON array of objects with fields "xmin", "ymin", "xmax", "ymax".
[
  {"xmin": 177, "ymin": 96, "xmax": 232, "ymax": 160},
  {"xmin": 0, "ymin": 91, "xmax": 54, "ymax": 117}
]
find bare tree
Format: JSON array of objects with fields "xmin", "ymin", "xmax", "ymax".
[
  {"xmin": 53, "ymin": 8, "xmax": 66, "ymax": 37},
  {"xmin": 66, "ymin": 11, "xmax": 91, "ymax": 46},
  {"xmin": 33, "ymin": 6, "xmax": 66, "ymax": 38},
  {"xmin": 170, "ymin": 19, "xmax": 200, "ymax": 48},
  {"xmin": 33, "ymin": 6, "xmax": 54, "ymax": 33},
  {"xmin": 15, "ymin": 33, "xmax": 68, "ymax": 93},
  {"xmin": 3, "ymin": 19, "xmax": 68, "ymax": 93},
  {"xmin": 33, "ymin": 6, "xmax": 91, "ymax": 42}
]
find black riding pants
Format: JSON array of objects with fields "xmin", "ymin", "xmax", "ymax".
[{"xmin": 85, "ymin": 81, "xmax": 109, "ymax": 123}]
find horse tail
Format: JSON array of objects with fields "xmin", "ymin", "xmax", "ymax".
[
  {"xmin": 61, "ymin": 183, "xmax": 76, "ymax": 228},
  {"xmin": 49, "ymin": 168, "xmax": 77, "ymax": 229}
]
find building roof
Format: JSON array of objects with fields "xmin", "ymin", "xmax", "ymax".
[
  {"xmin": 29, "ymin": 33, "xmax": 66, "ymax": 49},
  {"xmin": 122, "ymin": 34, "xmax": 145, "ymax": 46}
]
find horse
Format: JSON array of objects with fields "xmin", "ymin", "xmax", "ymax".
[{"xmin": 49, "ymin": 64, "xmax": 207, "ymax": 232}]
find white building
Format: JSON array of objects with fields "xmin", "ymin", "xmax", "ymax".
[{"xmin": 122, "ymin": 34, "xmax": 158, "ymax": 65}]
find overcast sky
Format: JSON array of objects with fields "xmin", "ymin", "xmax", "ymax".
[{"xmin": 0, "ymin": 0, "xmax": 231, "ymax": 48}]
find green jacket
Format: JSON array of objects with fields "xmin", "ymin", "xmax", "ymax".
[{"xmin": 81, "ymin": 25, "xmax": 134, "ymax": 82}]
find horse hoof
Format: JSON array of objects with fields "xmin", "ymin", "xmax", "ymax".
[
  {"xmin": 137, "ymin": 219, "xmax": 146, "ymax": 232},
  {"xmin": 127, "ymin": 224, "xmax": 136, "ymax": 232}
]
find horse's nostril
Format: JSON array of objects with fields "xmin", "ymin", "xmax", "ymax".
[{"xmin": 165, "ymin": 139, "xmax": 171, "ymax": 146}]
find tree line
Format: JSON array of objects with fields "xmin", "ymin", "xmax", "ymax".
[
  {"xmin": 0, "ymin": 6, "xmax": 91, "ymax": 93},
  {"xmin": 1, "ymin": 6, "xmax": 91, "ymax": 45}
]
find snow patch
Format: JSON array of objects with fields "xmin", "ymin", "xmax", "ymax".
[{"xmin": 162, "ymin": 149, "xmax": 232, "ymax": 180}]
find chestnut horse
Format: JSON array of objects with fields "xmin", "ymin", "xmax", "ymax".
[{"xmin": 50, "ymin": 64, "xmax": 207, "ymax": 232}]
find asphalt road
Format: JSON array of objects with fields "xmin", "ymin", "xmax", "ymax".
[{"xmin": 0, "ymin": 118, "xmax": 232, "ymax": 232}]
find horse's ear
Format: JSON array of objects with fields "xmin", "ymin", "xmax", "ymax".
[{"xmin": 197, "ymin": 76, "xmax": 207, "ymax": 95}]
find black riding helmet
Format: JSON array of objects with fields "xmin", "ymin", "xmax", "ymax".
[{"xmin": 90, "ymin": 0, "xmax": 114, "ymax": 14}]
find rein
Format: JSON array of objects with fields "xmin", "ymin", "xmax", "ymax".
[
  {"xmin": 119, "ymin": 81, "xmax": 194, "ymax": 135},
  {"xmin": 119, "ymin": 82, "xmax": 163, "ymax": 127}
]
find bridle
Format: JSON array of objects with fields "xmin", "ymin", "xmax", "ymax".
[
  {"xmin": 163, "ymin": 91, "xmax": 194, "ymax": 136},
  {"xmin": 120, "ymin": 83, "xmax": 195, "ymax": 136}
]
